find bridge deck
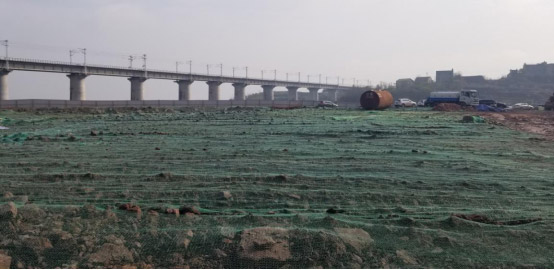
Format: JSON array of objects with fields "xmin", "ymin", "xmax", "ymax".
[{"xmin": 0, "ymin": 58, "xmax": 352, "ymax": 89}]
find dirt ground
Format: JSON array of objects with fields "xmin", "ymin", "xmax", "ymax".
[
  {"xmin": 479, "ymin": 110, "xmax": 554, "ymax": 140},
  {"xmin": 1, "ymin": 107, "xmax": 554, "ymax": 268}
]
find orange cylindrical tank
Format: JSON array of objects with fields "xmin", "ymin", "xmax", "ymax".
[{"xmin": 359, "ymin": 90, "xmax": 394, "ymax": 110}]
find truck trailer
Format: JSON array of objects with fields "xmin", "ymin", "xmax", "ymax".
[{"xmin": 425, "ymin": 89, "xmax": 479, "ymax": 107}]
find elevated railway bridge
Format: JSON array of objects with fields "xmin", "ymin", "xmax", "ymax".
[{"xmin": 0, "ymin": 58, "xmax": 359, "ymax": 102}]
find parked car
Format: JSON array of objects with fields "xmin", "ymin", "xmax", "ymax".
[
  {"xmin": 316, "ymin": 100, "xmax": 338, "ymax": 108},
  {"xmin": 417, "ymin": 99, "xmax": 426, "ymax": 107},
  {"xmin": 479, "ymin": 99, "xmax": 496, "ymax": 106},
  {"xmin": 394, "ymin": 98, "xmax": 417, "ymax": 107},
  {"xmin": 512, "ymin": 103, "xmax": 534, "ymax": 110}
]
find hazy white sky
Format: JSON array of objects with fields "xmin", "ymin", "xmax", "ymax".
[{"xmin": 2, "ymin": 0, "xmax": 554, "ymax": 100}]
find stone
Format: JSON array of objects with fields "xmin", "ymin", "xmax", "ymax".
[
  {"xmin": 238, "ymin": 227, "xmax": 291, "ymax": 262},
  {"xmin": 213, "ymin": 248, "xmax": 227, "ymax": 258},
  {"xmin": 175, "ymin": 230, "xmax": 194, "ymax": 249},
  {"xmin": 334, "ymin": 228, "xmax": 373, "ymax": 252},
  {"xmin": 119, "ymin": 203, "xmax": 141, "ymax": 213},
  {"xmin": 165, "ymin": 208, "xmax": 180, "ymax": 216},
  {"xmin": 21, "ymin": 236, "xmax": 53, "ymax": 252},
  {"xmin": 288, "ymin": 194, "xmax": 301, "ymax": 200},
  {"xmin": 396, "ymin": 249, "xmax": 418, "ymax": 265},
  {"xmin": 0, "ymin": 202, "xmax": 17, "ymax": 220},
  {"xmin": 219, "ymin": 191, "xmax": 232, "ymax": 200},
  {"xmin": 0, "ymin": 253, "xmax": 11, "ymax": 269},
  {"xmin": 2, "ymin": 192, "xmax": 13, "ymax": 199},
  {"xmin": 87, "ymin": 243, "xmax": 133, "ymax": 266},
  {"xmin": 18, "ymin": 204, "xmax": 46, "ymax": 221}
]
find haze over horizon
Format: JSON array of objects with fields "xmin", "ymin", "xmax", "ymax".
[{"xmin": 1, "ymin": 0, "xmax": 554, "ymax": 100}]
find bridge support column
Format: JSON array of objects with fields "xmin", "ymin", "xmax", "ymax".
[
  {"xmin": 207, "ymin": 81, "xmax": 222, "ymax": 101},
  {"xmin": 308, "ymin": 88, "xmax": 320, "ymax": 101},
  {"xmin": 286, "ymin": 86, "xmax": 298, "ymax": 101},
  {"xmin": 175, "ymin": 80, "xmax": 193, "ymax": 101},
  {"xmin": 262, "ymin": 85, "xmax": 275, "ymax": 101},
  {"xmin": 233, "ymin": 83, "xmax": 247, "ymax": 101},
  {"xmin": 0, "ymin": 70, "xmax": 10, "ymax": 101},
  {"xmin": 68, "ymin": 73, "xmax": 87, "ymax": 101},
  {"xmin": 129, "ymin": 77, "xmax": 147, "ymax": 101},
  {"xmin": 327, "ymin": 89, "xmax": 337, "ymax": 102}
]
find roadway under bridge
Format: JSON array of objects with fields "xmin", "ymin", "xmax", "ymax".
[{"xmin": 0, "ymin": 58, "xmax": 358, "ymax": 102}]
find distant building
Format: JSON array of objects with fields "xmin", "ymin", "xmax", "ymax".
[
  {"xmin": 508, "ymin": 69, "xmax": 519, "ymax": 77},
  {"xmin": 395, "ymin": 78, "xmax": 414, "ymax": 90},
  {"xmin": 521, "ymin": 62, "xmax": 554, "ymax": 78},
  {"xmin": 414, "ymin": 76, "xmax": 433, "ymax": 85},
  {"xmin": 436, "ymin": 69, "xmax": 454, "ymax": 84}
]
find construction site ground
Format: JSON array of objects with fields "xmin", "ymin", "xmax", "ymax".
[{"xmin": 1, "ymin": 107, "xmax": 554, "ymax": 268}]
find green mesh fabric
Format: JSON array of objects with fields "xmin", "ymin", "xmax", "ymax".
[{"xmin": 0, "ymin": 107, "xmax": 553, "ymax": 268}]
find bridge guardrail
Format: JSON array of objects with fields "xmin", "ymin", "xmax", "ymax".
[{"xmin": 0, "ymin": 99, "xmax": 325, "ymax": 109}]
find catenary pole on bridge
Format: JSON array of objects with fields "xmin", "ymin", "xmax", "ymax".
[{"xmin": 1, "ymin": 40, "xmax": 8, "ymax": 70}]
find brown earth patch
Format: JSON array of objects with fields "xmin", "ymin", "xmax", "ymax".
[{"xmin": 479, "ymin": 111, "xmax": 554, "ymax": 139}]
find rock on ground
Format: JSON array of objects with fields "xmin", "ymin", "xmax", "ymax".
[
  {"xmin": 396, "ymin": 249, "xmax": 418, "ymax": 265},
  {"xmin": 219, "ymin": 191, "xmax": 232, "ymax": 200},
  {"xmin": 87, "ymin": 243, "xmax": 134, "ymax": 266},
  {"xmin": 334, "ymin": 228, "xmax": 373, "ymax": 252},
  {"xmin": 0, "ymin": 202, "xmax": 17, "ymax": 220},
  {"xmin": 0, "ymin": 253, "xmax": 12, "ymax": 269},
  {"xmin": 238, "ymin": 227, "xmax": 291, "ymax": 262}
]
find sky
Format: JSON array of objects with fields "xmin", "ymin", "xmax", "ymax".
[{"xmin": 1, "ymin": 0, "xmax": 554, "ymax": 100}]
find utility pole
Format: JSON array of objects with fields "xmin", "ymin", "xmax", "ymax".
[
  {"xmin": 142, "ymin": 54, "xmax": 147, "ymax": 77},
  {"xmin": 186, "ymin": 60, "xmax": 192, "ymax": 74},
  {"xmin": 298, "ymin": 72, "xmax": 301, "ymax": 82},
  {"xmin": 69, "ymin": 50, "xmax": 77, "ymax": 65},
  {"xmin": 1, "ymin": 40, "xmax": 8, "ymax": 70},
  {"xmin": 186, "ymin": 60, "xmax": 192, "ymax": 80},
  {"xmin": 128, "ymin": 55, "xmax": 135, "ymax": 69},
  {"xmin": 274, "ymin": 70, "xmax": 277, "ymax": 81},
  {"xmin": 79, "ymin": 48, "xmax": 87, "ymax": 74},
  {"xmin": 245, "ymin": 66, "xmax": 248, "ymax": 79}
]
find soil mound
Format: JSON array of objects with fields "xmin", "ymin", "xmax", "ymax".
[{"xmin": 433, "ymin": 103, "xmax": 462, "ymax": 111}]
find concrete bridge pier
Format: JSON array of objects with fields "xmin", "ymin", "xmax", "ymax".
[
  {"xmin": 0, "ymin": 70, "xmax": 10, "ymax": 101},
  {"xmin": 286, "ymin": 86, "xmax": 298, "ymax": 101},
  {"xmin": 175, "ymin": 80, "xmax": 193, "ymax": 101},
  {"xmin": 327, "ymin": 89, "xmax": 337, "ymax": 102},
  {"xmin": 308, "ymin": 87, "xmax": 320, "ymax": 101},
  {"xmin": 262, "ymin": 85, "xmax": 275, "ymax": 101},
  {"xmin": 207, "ymin": 81, "xmax": 222, "ymax": 101},
  {"xmin": 129, "ymin": 77, "xmax": 147, "ymax": 101},
  {"xmin": 233, "ymin": 83, "xmax": 247, "ymax": 101},
  {"xmin": 68, "ymin": 73, "xmax": 87, "ymax": 101}
]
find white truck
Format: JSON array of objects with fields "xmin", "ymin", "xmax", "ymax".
[{"xmin": 425, "ymin": 89, "xmax": 479, "ymax": 107}]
